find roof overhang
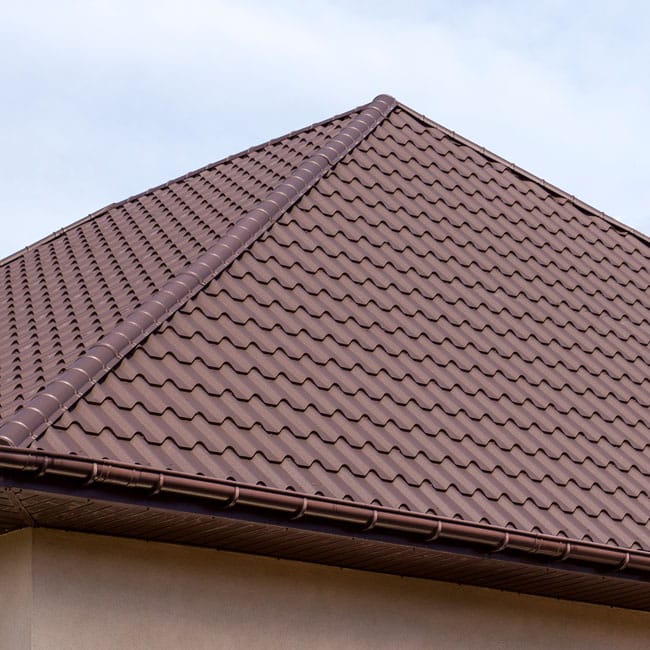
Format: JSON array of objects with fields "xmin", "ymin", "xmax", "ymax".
[{"xmin": 1, "ymin": 447, "xmax": 649, "ymax": 611}]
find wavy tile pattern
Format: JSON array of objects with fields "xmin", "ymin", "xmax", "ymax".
[
  {"xmin": 0, "ymin": 113, "xmax": 355, "ymax": 419},
  {"xmin": 36, "ymin": 106, "xmax": 650, "ymax": 548}
]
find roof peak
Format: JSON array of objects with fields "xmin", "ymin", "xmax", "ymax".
[
  {"xmin": 4, "ymin": 93, "xmax": 646, "ymax": 272},
  {"xmin": 0, "ymin": 94, "xmax": 397, "ymax": 448}
]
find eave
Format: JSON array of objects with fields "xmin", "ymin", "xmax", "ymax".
[{"xmin": 1, "ymin": 447, "xmax": 649, "ymax": 611}]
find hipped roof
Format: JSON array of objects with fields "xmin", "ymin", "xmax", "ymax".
[{"xmin": 1, "ymin": 95, "xmax": 649, "ymax": 607}]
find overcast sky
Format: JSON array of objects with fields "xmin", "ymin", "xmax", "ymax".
[{"xmin": 1, "ymin": 1, "xmax": 649, "ymax": 260}]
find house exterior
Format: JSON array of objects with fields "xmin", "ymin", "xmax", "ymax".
[{"xmin": 1, "ymin": 94, "xmax": 649, "ymax": 648}]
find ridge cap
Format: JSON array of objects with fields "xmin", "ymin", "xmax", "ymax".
[
  {"xmin": 395, "ymin": 100, "xmax": 650, "ymax": 248},
  {"xmin": 0, "ymin": 93, "xmax": 397, "ymax": 448}
]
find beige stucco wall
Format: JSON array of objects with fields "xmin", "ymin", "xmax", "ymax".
[
  {"xmin": 0, "ymin": 528, "xmax": 32, "ymax": 650},
  {"xmin": 1, "ymin": 528, "xmax": 649, "ymax": 649}
]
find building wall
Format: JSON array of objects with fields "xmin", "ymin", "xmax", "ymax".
[
  {"xmin": 1, "ymin": 528, "xmax": 648, "ymax": 649},
  {"xmin": 0, "ymin": 528, "xmax": 32, "ymax": 650}
]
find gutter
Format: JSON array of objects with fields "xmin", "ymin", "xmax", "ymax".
[{"xmin": 0, "ymin": 447, "xmax": 647, "ymax": 576}]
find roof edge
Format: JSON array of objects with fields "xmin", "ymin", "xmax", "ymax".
[
  {"xmin": 396, "ymin": 100, "xmax": 650, "ymax": 247},
  {"xmin": 0, "ymin": 94, "xmax": 397, "ymax": 448},
  {"xmin": 0, "ymin": 446, "xmax": 647, "ymax": 576}
]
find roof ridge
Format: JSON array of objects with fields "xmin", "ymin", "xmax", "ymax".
[
  {"xmin": 395, "ymin": 100, "xmax": 650, "ymax": 247},
  {"xmin": 0, "ymin": 99, "xmax": 372, "ymax": 269},
  {"xmin": 0, "ymin": 94, "xmax": 397, "ymax": 448}
]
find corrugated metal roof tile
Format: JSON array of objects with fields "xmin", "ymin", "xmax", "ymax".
[{"xmin": 5, "ymin": 98, "xmax": 650, "ymax": 555}]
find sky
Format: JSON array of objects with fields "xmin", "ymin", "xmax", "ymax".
[{"xmin": 1, "ymin": 0, "xmax": 649, "ymax": 259}]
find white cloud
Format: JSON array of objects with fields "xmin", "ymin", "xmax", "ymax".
[{"xmin": 0, "ymin": 0, "xmax": 648, "ymax": 258}]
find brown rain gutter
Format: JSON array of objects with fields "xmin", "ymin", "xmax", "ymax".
[
  {"xmin": 0, "ymin": 447, "xmax": 647, "ymax": 575},
  {"xmin": 0, "ymin": 94, "xmax": 397, "ymax": 449}
]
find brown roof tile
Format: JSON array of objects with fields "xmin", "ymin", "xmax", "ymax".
[
  {"xmin": 0, "ymin": 108, "xmax": 357, "ymax": 420},
  {"xmin": 1, "ymin": 95, "xmax": 650, "ymax": 594},
  {"xmin": 2, "ymin": 98, "xmax": 646, "ymax": 551}
]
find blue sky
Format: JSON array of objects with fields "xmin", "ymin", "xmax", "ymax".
[{"xmin": 1, "ymin": 1, "xmax": 649, "ymax": 259}]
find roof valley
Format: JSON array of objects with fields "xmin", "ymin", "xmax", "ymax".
[{"xmin": 0, "ymin": 94, "xmax": 397, "ymax": 448}]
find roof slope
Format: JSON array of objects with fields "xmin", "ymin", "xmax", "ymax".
[
  {"xmin": 0, "ymin": 93, "xmax": 650, "ymax": 564},
  {"xmin": 0, "ymin": 108, "xmax": 357, "ymax": 420},
  {"xmin": 1, "ymin": 96, "xmax": 649, "ymax": 556}
]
